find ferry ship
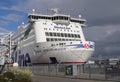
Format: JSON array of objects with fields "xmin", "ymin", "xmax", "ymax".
[{"xmin": 12, "ymin": 9, "xmax": 95, "ymax": 66}]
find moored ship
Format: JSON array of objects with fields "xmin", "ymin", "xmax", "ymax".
[{"xmin": 12, "ymin": 9, "xmax": 95, "ymax": 66}]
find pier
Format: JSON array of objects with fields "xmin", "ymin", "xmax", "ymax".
[
  {"xmin": 32, "ymin": 75, "xmax": 114, "ymax": 82},
  {"xmin": 20, "ymin": 64, "xmax": 120, "ymax": 82}
]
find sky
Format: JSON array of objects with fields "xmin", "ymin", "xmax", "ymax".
[{"xmin": 0, "ymin": 0, "xmax": 120, "ymax": 60}]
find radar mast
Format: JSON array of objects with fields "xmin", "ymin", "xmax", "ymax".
[{"xmin": 51, "ymin": 8, "xmax": 59, "ymax": 15}]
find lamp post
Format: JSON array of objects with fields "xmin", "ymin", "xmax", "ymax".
[{"xmin": 9, "ymin": 33, "xmax": 12, "ymax": 63}]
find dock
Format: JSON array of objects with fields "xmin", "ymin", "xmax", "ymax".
[{"xmin": 32, "ymin": 75, "xmax": 115, "ymax": 82}]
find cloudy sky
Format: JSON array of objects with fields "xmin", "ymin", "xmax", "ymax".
[{"xmin": 0, "ymin": 0, "xmax": 120, "ymax": 60}]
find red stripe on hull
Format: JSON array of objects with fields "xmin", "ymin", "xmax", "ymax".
[
  {"xmin": 32, "ymin": 62, "xmax": 85, "ymax": 65},
  {"xmin": 61, "ymin": 62, "xmax": 85, "ymax": 64}
]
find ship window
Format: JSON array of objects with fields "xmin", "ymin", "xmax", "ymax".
[
  {"xmin": 62, "ymin": 39, "xmax": 65, "ymax": 41},
  {"xmin": 78, "ymin": 35, "xmax": 80, "ymax": 38},
  {"xmin": 58, "ymin": 38, "xmax": 61, "ymax": 41},
  {"xmin": 48, "ymin": 17, "xmax": 50, "ymax": 20},
  {"xmin": 68, "ymin": 34, "xmax": 71, "ymax": 37},
  {"xmin": 61, "ymin": 33, "xmax": 64, "ymax": 37},
  {"xmin": 19, "ymin": 50, "xmax": 21, "ymax": 54},
  {"xmin": 53, "ymin": 33, "xmax": 57, "ymax": 36},
  {"xmin": 55, "ymin": 16, "xmax": 59, "ymax": 20},
  {"xmin": 36, "ymin": 16, "xmax": 38, "ymax": 19},
  {"xmin": 65, "ymin": 33, "xmax": 67, "ymax": 37},
  {"xmin": 49, "ymin": 32, "xmax": 53, "ymax": 36},
  {"xmin": 71, "ymin": 34, "xmax": 74, "ymax": 37},
  {"xmin": 56, "ymin": 16, "xmax": 58, "ymax": 20},
  {"xmin": 55, "ymin": 38, "xmax": 57, "ymax": 41},
  {"xmin": 51, "ymin": 44, "xmax": 54, "ymax": 46},
  {"xmin": 51, "ymin": 38, "xmax": 54, "ymax": 41},
  {"xmin": 76, "ymin": 26, "xmax": 78, "ymax": 28},
  {"xmin": 59, "ymin": 43, "xmax": 62, "ymax": 45},
  {"xmin": 75, "ymin": 34, "xmax": 77, "ymax": 38},
  {"xmin": 54, "ymin": 17, "xmax": 56, "ymax": 20},
  {"xmin": 45, "ymin": 32, "xmax": 49, "ymax": 36},
  {"xmin": 46, "ymin": 38, "xmax": 50, "ymax": 41},
  {"xmin": 35, "ymin": 16, "xmax": 38, "ymax": 19},
  {"xmin": 32, "ymin": 16, "xmax": 34, "ymax": 19},
  {"xmin": 53, "ymin": 38, "xmax": 55, "ymax": 41},
  {"xmin": 79, "ymin": 21, "xmax": 85, "ymax": 24},
  {"xmin": 52, "ymin": 17, "xmax": 54, "ymax": 20},
  {"xmin": 57, "ymin": 33, "xmax": 60, "ymax": 37},
  {"xmin": 32, "ymin": 16, "xmax": 35, "ymax": 19},
  {"xmin": 59, "ymin": 16, "xmax": 61, "ymax": 20},
  {"xmin": 65, "ymin": 17, "xmax": 68, "ymax": 20},
  {"xmin": 44, "ymin": 28, "xmax": 47, "ymax": 30}
]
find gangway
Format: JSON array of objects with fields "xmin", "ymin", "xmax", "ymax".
[{"xmin": 0, "ymin": 32, "xmax": 13, "ymax": 74}]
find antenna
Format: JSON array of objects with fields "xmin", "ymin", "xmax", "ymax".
[
  {"xmin": 22, "ymin": 22, "xmax": 25, "ymax": 25},
  {"xmin": 78, "ymin": 15, "xmax": 82, "ymax": 18},
  {"xmin": 51, "ymin": 8, "xmax": 59, "ymax": 14},
  {"xmin": 32, "ymin": 9, "xmax": 35, "ymax": 14}
]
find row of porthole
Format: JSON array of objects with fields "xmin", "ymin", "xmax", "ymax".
[
  {"xmin": 44, "ymin": 28, "xmax": 79, "ymax": 33},
  {"xmin": 45, "ymin": 32, "xmax": 80, "ymax": 38},
  {"xmin": 51, "ymin": 43, "xmax": 66, "ymax": 46},
  {"xmin": 46, "ymin": 38, "xmax": 81, "ymax": 42}
]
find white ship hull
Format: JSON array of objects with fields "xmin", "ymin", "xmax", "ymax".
[
  {"xmin": 32, "ymin": 49, "xmax": 94, "ymax": 65},
  {"xmin": 17, "ymin": 42, "xmax": 94, "ymax": 65},
  {"xmin": 11, "ymin": 10, "xmax": 95, "ymax": 66}
]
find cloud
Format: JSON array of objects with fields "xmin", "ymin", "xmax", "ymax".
[
  {"xmin": 84, "ymin": 24, "xmax": 120, "ymax": 59},
  {"xmin": 1, "ymin": 0, "xmax": 120, "ymax": 23},
  {"xmin": 0, "ymin": 0, "xmax": 62, "ymax": 13},
  {"xmin": 22, "ymin": 0, "xmax": 120, "ymax": 26},
  {"xmin": 0, "ymin": 27, "xmax": 10, "ymax": 33},
  {"xmin": 84, "ymin": 24, "xmax": 120, "ymax": 41},
  {"xmin": 1, "ymin": 14, "xmax": 23, "ymax": 22},
  {"xmin": 0, "ymin": 20, "xmax": 10, "ymax": 26},
  {"xmin": 0, "ymin": 0, "xmax": 120, "ymax": 59}
]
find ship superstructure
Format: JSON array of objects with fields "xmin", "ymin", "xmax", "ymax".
[{"xmin": 12, "ymin": 9, "xmax": 95, "ymax": 66}]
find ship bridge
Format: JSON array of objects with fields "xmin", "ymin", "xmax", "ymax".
[{"xmin": 28, "ymin": 9, "xmax": 86, "ymax": 27}]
